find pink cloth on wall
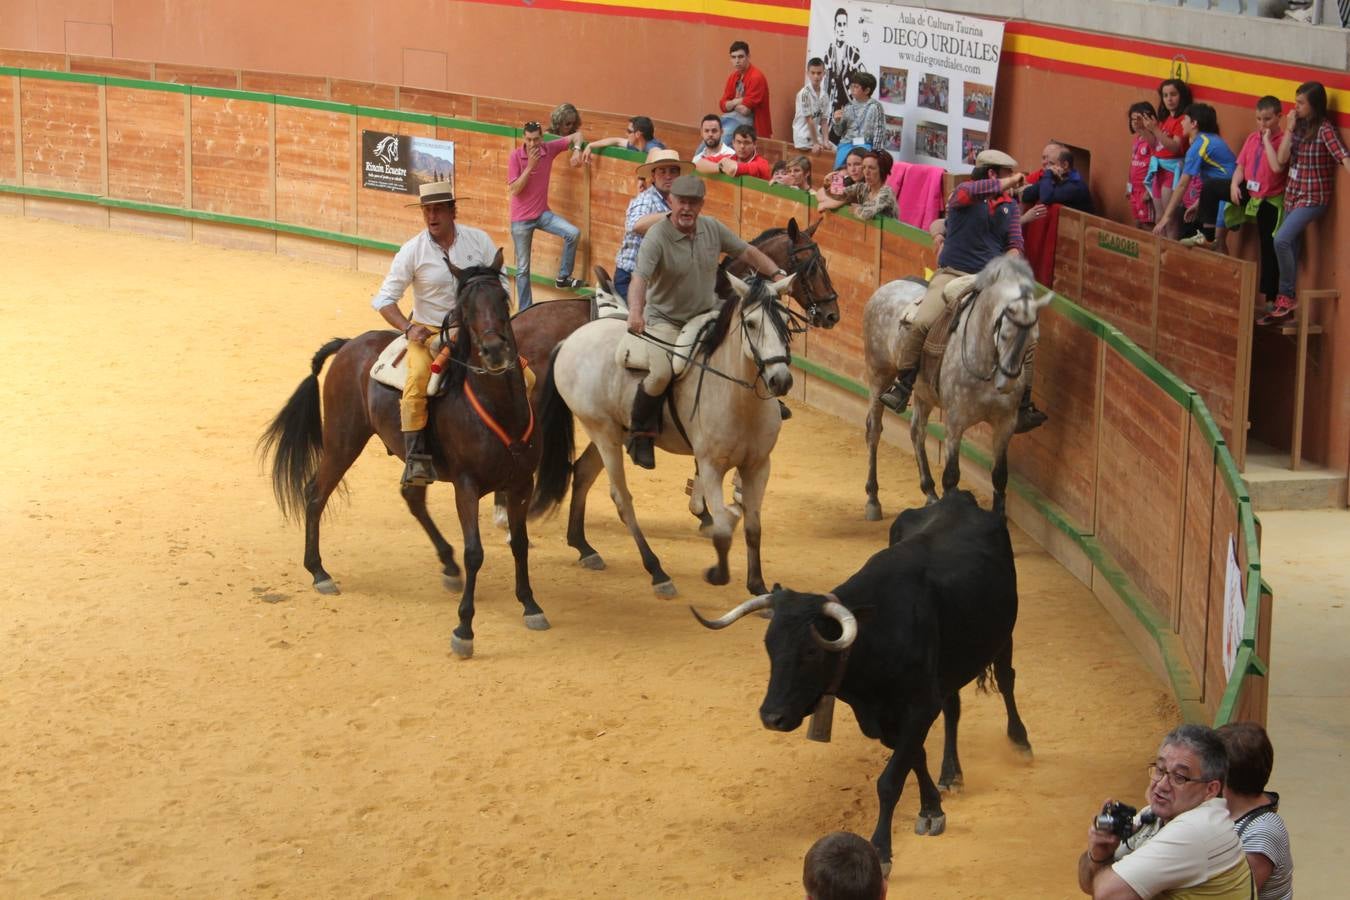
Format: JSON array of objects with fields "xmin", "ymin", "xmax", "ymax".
[{"xmin": 888, "ymin": 161, "xmax": 945, "ymax": 230}]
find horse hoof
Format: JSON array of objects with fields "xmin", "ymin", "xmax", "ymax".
[
  {"xmin": 450, "ymin": 635, "xmax": 474, "ymax": 659},
  {"xmin": 1015, "ymin": 743, "xmax": 1034, "ymax": 761},
  {"xmin": 863, "ymin": 501, "xmax": 882, "ymax": 522},
  {"xmin": 493, "ymin": 505, "xmax": 509, "ymax": 530},
  {"xmin": 938, "ymin": 777, "xmax": 964, "ymax": 794},
  {"xmin": 915, "ymin": 812, "xmax": 946, "ymax": 836},
  {"xmin": 577, "ymin": 553, "xmax": 606, "ymax": 571},
  {"xmin": 880, "ymin": 860, "xmax": 892, "ymax": 880},
  {"xmin": 653, "ymin": 580, "xmax": 678, "ymax": 598},
  {"xmin": 442, "ymin": 573, "xmax": 463, "ymax": 592},
  {"xmin": 523, "ymin": 613, "xmax": 551, "ymax": 631},
  {"xmin": 703, "ymin": 567, "xmax": 730, "ymax": 587},
  {"xmin": 314, "ymin": 578, "xmax": 340, "ymax": 595}
]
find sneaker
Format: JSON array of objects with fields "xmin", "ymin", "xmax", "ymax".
[
  {"xmin": 554, "ymin": 275, "xmax": 585, "ymax": 290},
  {"xmin": 1178, "ymin": 233, "xmax": 1209, "ymax": 248},
  {"xmin": 1257, "ymin": 294, "xmax": 1297, "ymax": 326}
]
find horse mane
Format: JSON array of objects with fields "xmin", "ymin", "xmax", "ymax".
[
  {"xmin": 973, "ymin": 254, "xmax": 1035, "ymax": 298},
  {"xmin": 698, "ymin": 277, "xmax": 788, "ymax": 359},
  {"xmin": 699, "ymin": 291, "xmax": 742, "ymax": 359},
  {"xmin": 750, "ymin": 226, "xmax": 788, "ymax": 245}
]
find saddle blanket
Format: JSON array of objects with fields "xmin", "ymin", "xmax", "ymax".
[
  {"xmin": 615, "ymin": 311, "xmax": 719, "ymax": 382},
  {"xmin": 370, "ymin": 333, "xmax": 450, "ymax": 395},
  {"xmin": 898, "ymin": 273, "xmax": 978, "ymax": 324}
]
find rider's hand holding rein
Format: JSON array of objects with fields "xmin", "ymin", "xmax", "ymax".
[{"xmin": 627, "ymin": 274, "xmax": 648, "ymax": 335}]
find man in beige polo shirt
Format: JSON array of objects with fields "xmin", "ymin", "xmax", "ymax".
[{"xmin": 623, "ymin": 174, "xmax": 782, "ymax": 469}]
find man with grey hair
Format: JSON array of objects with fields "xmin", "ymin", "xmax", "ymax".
[
  {"xmin": 1077, "ymin": 723, "xmax": 1253, "ymax": 899},
  {"xmin": 623, "ymin": 174, "xmax": 784, "ymax": 469}
]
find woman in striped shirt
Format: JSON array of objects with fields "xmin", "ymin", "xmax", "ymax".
[{"xmin": 1217, "ymin": 722, "xmax": 1293, "ymax": 900}]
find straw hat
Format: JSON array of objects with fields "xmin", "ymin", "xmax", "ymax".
[
  {"xmin": 406, "ymin": 180, "xmax": 458, "ymax": 207},
  {"xmin": 636, "ymin": 148, "xmax": 695, "ymax": 180}
]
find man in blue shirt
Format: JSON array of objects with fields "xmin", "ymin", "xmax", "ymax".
[{"xmin": 613, "ymin": 149, "xmax": 693, "ymax": 299}]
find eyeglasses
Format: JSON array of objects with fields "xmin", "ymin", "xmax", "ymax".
[{"xmin": 1147, "ymin": 764, "xmax": 1210, "ymax": 788}]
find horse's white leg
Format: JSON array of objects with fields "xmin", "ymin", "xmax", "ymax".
[
  {"xmin": 695, "ymin": 457, "xmax": 735, "ymax": 587},
  {"xmin": 864, "ymin": 375, "xmax": 891, "ymax": 521},
  {"xmin": 910, "ymin": 398, "xmax": 939, "ymax": 505},
  {"xmin": 594, "ymin": 436, "xmax": 676, "ymax": 597},
  {"xmin": 737, "ymin": 457, "xmax": 772, "ymax": 595}
]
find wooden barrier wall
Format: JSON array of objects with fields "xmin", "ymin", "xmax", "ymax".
[
  {"xmin": 0, "ymin": 64, "xmax": 1269, "ymax": 727},
  {"xmin": 1053, "ymin": 208, "xmax": 1254, "ymax": 468}
]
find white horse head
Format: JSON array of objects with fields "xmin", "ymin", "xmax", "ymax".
[
  {"xmin": 725, "ymin": 272, "xmax": 796, "ymax": 398},
  {"xmin": 971, "ymin": 256, "xmax": 1051, "ymax": 393}
]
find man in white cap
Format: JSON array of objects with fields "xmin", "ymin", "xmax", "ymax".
[
  {"xmin": 878, "ymin": 148, "xmax": 1048, "ymax": 433},
  {"xmin": 613, "ymin": 148, "xmax": 695, "ymax": 300},
  {"xmin": 371, "ymin": 180, "xmax": 504, "ymax": 486},
  {"xmin": 624, "ymin": 174, "xmax": 784, "ymax": 469}
]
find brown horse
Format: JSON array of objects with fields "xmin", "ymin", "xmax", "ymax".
[
  {"xmin": 259, "ymin": 251, "xmax": 568, "ymax": 658},
  {"xmin": 720, "ymin": 217, "xmax": 839, "ymax": 328}
]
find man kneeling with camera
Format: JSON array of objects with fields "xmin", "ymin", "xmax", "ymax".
[{"xmin": 1078, "ymin": 724, "xmax": 1254, "ymax": 899}]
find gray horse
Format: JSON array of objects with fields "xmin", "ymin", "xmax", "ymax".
[{"xmin": 862, "ymin": 256, "xmax": 1049, "ymax": 517}]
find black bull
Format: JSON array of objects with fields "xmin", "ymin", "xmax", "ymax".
[{"xmin": 692, "ymin": 490, "xmax": 1032, "ymax": 868}]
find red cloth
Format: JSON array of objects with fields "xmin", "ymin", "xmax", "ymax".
[
  {"xmin": 1021, "ymin": 202, "xmax": 1061, "ymax": 287},
  {"xmin": 731, "ymin": 153, "xmax": 772, "ymax": 180},
  {"xmin": 720, "ymin": 64, "xmax": 772, "ymax": 138}
]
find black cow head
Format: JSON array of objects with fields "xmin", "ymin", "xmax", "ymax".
[{"xmin": 691, "ymin": 587, "xmax": 857, "ymax": 733}]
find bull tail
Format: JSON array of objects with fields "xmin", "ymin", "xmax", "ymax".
[
  {"xmin": 975, "ymin": 664, "xmax": 998, "ymax": 696},
  {"xmin": 258, "ymin": 338, "xmax": 348, "ymax": 522}
]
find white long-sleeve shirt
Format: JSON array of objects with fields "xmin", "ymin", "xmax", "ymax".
[{"xmin": 371, "ymin": 225, "xmax": 503, "ymax": 327}]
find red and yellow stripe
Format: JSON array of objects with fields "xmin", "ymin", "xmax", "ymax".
[{"xmin": 465, "ymin": 0, "xmax": 810, "ymax": 35}]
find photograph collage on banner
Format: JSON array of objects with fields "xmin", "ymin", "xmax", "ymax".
[
  {"xmin": 807, "ymin": 2, "xmax": 1005, "ymax": 172},
  {"xmin": 361, "ymin": 131, "xmax": 457, "ymax": 195}
]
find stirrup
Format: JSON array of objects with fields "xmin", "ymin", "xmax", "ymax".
[
  {"xmin": 401, "ymin": 454, "xmax": 436, "ymax": 486},
  {"xmin": 626, "ymin": 435, "xmax": 656, "ymax": 470},
  {"xmin": 1014, "ymin": 404, "xmax": 1048, "ymax": 434},
  {"xmin": 879, "ymin": 375, "xmax": 915, "ymax": 414}
]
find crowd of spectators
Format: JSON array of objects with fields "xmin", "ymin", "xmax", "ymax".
[{"xmin": 513, "ymin": 39, "xmax": 1347, "ymax": 325}]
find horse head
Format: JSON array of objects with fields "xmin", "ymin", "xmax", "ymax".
[
  {"xmin": 783, "ymin": 218, "xmax": 840, "ymax": 329},
  {"xmin": 448, "ymin": 248, "xmax": 516, "ymax": 376},
  {"xmin": 973, "ymin": 256, "xmax": 1051, "ymax": 393},
  {"xmin": 726, "ymin": 271, "xmax": 796, "ymax": 398}
]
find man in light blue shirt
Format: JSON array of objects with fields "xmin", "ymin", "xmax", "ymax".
[{"xmin": 613, "ymin": 149, "xmax": 693, "ymax": 299}]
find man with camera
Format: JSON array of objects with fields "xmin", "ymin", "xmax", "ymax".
[{"xmin": 1078, "ymin": 724, "xmax": 1253, "ymax": 899}]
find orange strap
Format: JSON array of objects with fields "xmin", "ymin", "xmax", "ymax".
[{"xmin": 462, "ymin": 359, "xmax": 535, "ymax": 450}]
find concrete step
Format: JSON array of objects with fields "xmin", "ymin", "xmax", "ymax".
[{"xmin": 1242, "ymin": 442, "xmax": 1348, "ymax": 511}]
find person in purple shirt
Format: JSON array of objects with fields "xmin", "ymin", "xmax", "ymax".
[{"xmin": 507, "ymin": 120, "xmax": 586, "ymax": 310}]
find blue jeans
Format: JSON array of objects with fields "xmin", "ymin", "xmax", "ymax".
[
  {"xmin": 613, "ymin": 267, "xmax": 632, "ymax": 301},
  {"xmin": 510, "ymin": 210, "xmax": 579, "ymax": 311},
  {"xmin": 1273, "ymin": 204, "xmax": 1326, "ymax": 298},
  {"xmin": 721, "ymin": 112, "xmax": 752, "ymax": 136}
]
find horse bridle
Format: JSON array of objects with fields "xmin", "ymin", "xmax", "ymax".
[
  {"xmin": 439, "ymin": 268, "xmax": 518, "ymax": 376},
  {"xmin": 957, "ymin": 289, "xmax": 1039, "ymax": 382},
  {"xmin": 784, "ymin": 240, "xmax": 835, "ymax": 330},
  {"xmin": 741, "ymin": 293, "xmax": 794, "ymax": 399}
]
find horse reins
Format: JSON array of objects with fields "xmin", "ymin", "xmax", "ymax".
[
  {"xmin": 784, "ymin": 239, "xmax": 835, "ymax": 329},
  {"xmin": 956, "ymin": 290, "xmax": 1038, "ymax": 383}
]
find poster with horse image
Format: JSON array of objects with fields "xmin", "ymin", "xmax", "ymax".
[
  {"xmin": 807, "ymin": 2, "xmax": 1005, "ymax": 173},
  {"xmin": 361, "ymin": 131, "xmax": 456, "ymax": 194}
]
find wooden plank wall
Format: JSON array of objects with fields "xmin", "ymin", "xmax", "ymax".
[
  {"xmin": 1052, "ymin": 208, "xmax": 1084, "ymax": 299},
  {"xmin": 0, "ymin": 75, "xmax": 16, "ymax": 184},
  {"xmin": 1095, "ymin": 351, "xmax": 1186, "ymax": 627},
  {"xmin": 738, "ymin": 185, "xmax": 810, "ymax": 242},
  {"xmin": 878, "ymin": 228, "xmax": 933, "ymax": 284},
  {"xmin": 19, "ymin": 79, "xmax": 103, "ymax": 194},
  {"xmin": 446, "ymin": 125, "xmax": 515, "ymax": 256},
  {"xmin": 1012, "ymin": 310, "xmax": 1101, "ymax": 532},
  {"xmin": 1155, "ymin": 245, "xmax": 1253, "ymax": 466},
  {"xmin": 587, "ymin": 151, "xmax": 640, "ymax": 281},
  {"xmin": 805, "ymin": 213, "xmax": 879, "ymax": 383},
  {"xmin": 189, "ymin": 95, "xmax": 271, "ymax": 219},
  {"xmin": 1204, "ymin": 486, "xmax": 1240, "ymax": 719},
  {"xmin": 241, "ymin": 71, "xmax": 328, "ymax": 101},
  {"xmin": 275, "ymin": 105, "xmax": 353, "ymax": 234},
  {"xmin": 1179, "ymin": 417, "xmax": 1217, "ymax": 699},
  {"xmin": 1078, "ymin": 219, "xmax": 1158, "ymax": 350},
  {"xmin": 105, "ymin": 86, "xmax": 185, "ymax": 206},
  {"xmin": 356, "ymin": 113, "xmax": 435, "ymax": 246}
]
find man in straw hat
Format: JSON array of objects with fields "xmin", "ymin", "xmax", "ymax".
[
  {"xmin": 507, "ymin": 120, "xmax": 587, "ymax": 311},
  {"xmin": 877, "ymin": 148, "xmax": 1048, "ymax": 433},
  {"xmin": 371, "ymin": 179, "xmax": 505, "ymax": 486},
  {"xmin": 613, "ymin": 148, "xmax": 695, "ymax": 300},
  {"xmin": 623, "ymin": 174, "xmax": 786, "ymax": 469}
]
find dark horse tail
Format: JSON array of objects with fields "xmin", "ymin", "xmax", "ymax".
[
  {"xmin": 529, "ymin": 346, "xmax": 575, "ymax": 518},
  {"xmin": 257, "ymin": 338, "xmax": 349, "ymax": 522}
]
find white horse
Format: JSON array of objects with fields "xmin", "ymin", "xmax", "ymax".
[
  {"xmin": 533, "ymin": 273, "xmax": 796, "ymax": 597},
  {"xmin": 861, "ymin": 256, "xmax": 1049, "ymax": 517}
]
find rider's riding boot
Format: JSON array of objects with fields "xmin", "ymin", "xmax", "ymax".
[
  {"xmin": 879, "ymin": 368, "xmax": 918, "ymax": 414},
  {"xmin": 626, "ymin": 387, "xmax": 663, "ymax": 470},
  {"xmin": 401, "ymin": 429, "xmax": 436, "ymax": 486},
  {"xmin": 778, "ymin": 399, "xmax": 793, "ymax": 420},
  {"xmin": 1014, "ymin": 387, "xmax": 1049, "ymax": 434}
]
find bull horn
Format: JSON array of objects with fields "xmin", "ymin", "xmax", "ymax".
[
  {"xmin": 690, "ymin": 594, "xmax": 772, "ymax": 630},
  {"xmin": 810, "ymin": 600, "xmax": 858, "ymax": 651}
]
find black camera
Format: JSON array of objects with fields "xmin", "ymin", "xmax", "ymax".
[{"xmin": 1093, "ymin": 801, "xmax": 1157, "ymax": 840}]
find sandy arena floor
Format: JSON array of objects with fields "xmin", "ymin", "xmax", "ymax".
[{"xmin": 0, "ymin": 215, "xmax": 1177, "ymax": 898}]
